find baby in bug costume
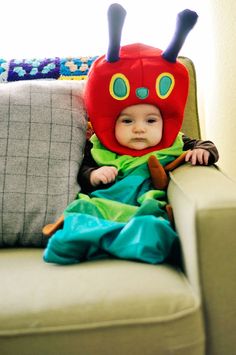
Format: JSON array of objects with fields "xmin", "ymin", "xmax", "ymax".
[{"xmin": 43, "ymin": 4, "xmax": 218, "ymax": 265}]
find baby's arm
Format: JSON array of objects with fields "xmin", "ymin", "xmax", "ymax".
[
  {"xmin": 90, "ymin": 166, "xmax": 118, "ymax": 186},
  {"xmin": 78, "ymin": 140, "xmax": 119, "ymax": 192},
  {"xmin": 182, "ymin": 135, "xmax": 219, "ymax": 165}
]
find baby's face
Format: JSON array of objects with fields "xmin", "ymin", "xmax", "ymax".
[{"xmin": 115, "ymin": 104, "xmax": 163, "ymax": 150}]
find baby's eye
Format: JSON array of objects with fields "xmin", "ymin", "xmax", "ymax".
[
  {"xmin": 121, "ymin": 118, "xmax": 132, "ymax": 124},
  {"xmin": 146, "ymin": 118, "xmax": 157, "ymax": 124}
]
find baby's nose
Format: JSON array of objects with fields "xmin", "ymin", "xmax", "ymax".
[{"xmin": 133, "ymin": 123, "xmax": 145, "ymax": 132}]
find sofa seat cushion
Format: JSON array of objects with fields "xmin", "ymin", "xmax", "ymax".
[{"xmin": 0, "ymin": 249, "xmax": 204, "ymax": 355}]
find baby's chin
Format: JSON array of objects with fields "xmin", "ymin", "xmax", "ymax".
[{"xmin": 127, "ymin": 141, "xmax": 153, "ymax": 150}]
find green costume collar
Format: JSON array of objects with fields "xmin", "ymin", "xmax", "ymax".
[{"xmin": 90, "ymin": 133, "xmax": 184, "ymax": 174}]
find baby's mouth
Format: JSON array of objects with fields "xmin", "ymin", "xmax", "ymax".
[{"xmin": 131, "ymin": 137, "xmax": 146, "ymax": 141}]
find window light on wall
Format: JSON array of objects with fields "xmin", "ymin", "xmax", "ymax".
[{"xmin": 1, "ymin": 0, "xmax": 204, "ymax": 59}]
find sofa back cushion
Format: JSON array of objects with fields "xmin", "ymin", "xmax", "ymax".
[
  {"xmin": 0, "ymin": 80, "xmax": 87, "ymax": 247},
  {"xmin": 179, "ymin": 57, "xmax": 201, "ymax": 140}
]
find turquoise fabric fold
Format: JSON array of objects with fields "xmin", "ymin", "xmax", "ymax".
[{"xmin": 43, "ymin": 213, "xmax": 177, "ymax": 265}]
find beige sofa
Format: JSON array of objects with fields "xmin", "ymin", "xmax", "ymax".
[{"xmin": 1, "ymin": 58, "xmax": 236, "ymax": 355}]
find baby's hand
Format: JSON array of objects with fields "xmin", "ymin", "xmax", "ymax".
[
  {"xmin": 90, "ymin": 166, "xmax": 118, "ymax": 186},
  {"xmin": 185, "ymin": 149, "xmax": 210, "ymax": 165}
]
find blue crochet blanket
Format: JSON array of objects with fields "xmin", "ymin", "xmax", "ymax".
[{"xmin": 0, "ymin": 56, "xmax": 98, "ymax": 83}]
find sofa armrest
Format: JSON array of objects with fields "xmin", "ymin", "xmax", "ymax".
[{"xmin": 167, "ymin": 164, "xmax": 236, "ymax": 355}]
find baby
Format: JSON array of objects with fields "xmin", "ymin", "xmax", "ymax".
[{"xmin": 43, "ymin": 4, "xmax": 218, "ymax": 265}]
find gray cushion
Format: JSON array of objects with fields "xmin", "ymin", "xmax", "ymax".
[{"xmin": 0, "ymin": 80, "xmax": 87, "ymax": 247}]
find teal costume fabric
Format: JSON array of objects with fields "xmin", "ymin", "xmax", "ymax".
[{"xmin": 43, "ymin": 134, "xmax": 184, "ymax": 265}]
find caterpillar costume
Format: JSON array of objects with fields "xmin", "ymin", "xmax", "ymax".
[{"xmin": 43, "ymin": 3, "xmax": 198, "ymax": 265}]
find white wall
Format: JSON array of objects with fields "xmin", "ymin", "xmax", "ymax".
[
  {"xmin": 0, "ymin": 0, "xmax": 203, "ymax": 59},
  {"xmin": 195, "ymin": 1, "xmax": 236, "ymax": 181}
]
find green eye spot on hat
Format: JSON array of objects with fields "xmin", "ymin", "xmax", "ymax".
[
  {"xmin": 156, "ymin": 73, "xmax": 175, "ymax": 99},
  {"xmin": 109, "ymin": 73, "xmax": 130, "ymax": 100},
  {"xmin": 136, "ymin": 87, "xmax": 149, "ymax": 99}
]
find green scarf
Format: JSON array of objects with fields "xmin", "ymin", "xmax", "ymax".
[{"xmin": 90, "ymin": 132, "xmax": 184, "ymax": 175}]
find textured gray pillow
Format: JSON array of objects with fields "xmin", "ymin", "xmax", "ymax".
[{"xmin": 0, "ymin": 80, "xmax": 87, "ymax": 247}]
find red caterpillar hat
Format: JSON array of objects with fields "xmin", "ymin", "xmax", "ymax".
[{"xmin": 84, "ymin": 4, "xmax": 198, "ymax": 157}]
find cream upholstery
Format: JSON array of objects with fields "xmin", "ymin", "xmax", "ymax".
[
  {"xmin": 168, "ymin": 164, "xmax": 236, "ymax": 355},
  {"xmin": 0, "ymin": 57, "xmax": 236, "ymax": 355},
  {"xmin": 0, "ymin": 249, "xmax": 204, "ymax": 355}
]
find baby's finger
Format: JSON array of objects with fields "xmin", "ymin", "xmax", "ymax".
[
  {"xmin": 188, "ymin": 150, "xmax": 198, "ymax": 165},
  {"xmin": 100, "ymin": 173, "xmax": 110, "ymax": 184},
  {"xmin": 109, "ymin": 166, "xmax": 118, "ymax": 176},
  {"xmin": 203, "ymin": 151, "xmax": 210, "ymax": 165},
  {"xmin": 185, "ymin": 150, "xmax": 192, "ymax": 162},
  {"xmin": 105, "ymin": 167, "xmax": 118, "ymax": 181},
  {"xmin": 101, "ymin": 169, "xmax": 117, "ymax": 183},
  {"xmin": 190, "ymin": 151, "xmax": 197, "ymax": 165},
  {"xmin": 197, "ymin": 150, "xmax": 204, "ymax": 165}
]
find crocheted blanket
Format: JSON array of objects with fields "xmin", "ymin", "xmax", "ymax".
[{"xmin": 0, "ymin": 56, "xmax": 98, "ymax": 83}]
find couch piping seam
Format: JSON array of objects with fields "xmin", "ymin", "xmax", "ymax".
[{"xmin": 0, "ymin": 302, "xmax": 202, "ymax": 337}]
